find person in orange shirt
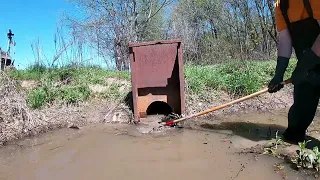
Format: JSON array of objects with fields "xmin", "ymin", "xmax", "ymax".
[{"xmin": 268, "ymin": 0, "xmax": 320, "ymax": 144}]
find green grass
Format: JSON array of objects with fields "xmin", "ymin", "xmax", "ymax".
[
  {"xmin": 98, "ymin": 83, "xmax": 124, "ymax": 101},
  {"xmin": 7, "ymin": 59, "xmax": 297, "ymax": 109},
  {"xmin": 7, "ymin": 64, "xmax": 130, "ymax": 109},
  {"xmin": 8, "ymin": 65, "xmax": 130, "ymax": 84},
  {"xmin": 184, "ymin": 59, "xmax": 296, "ymax": 96},
  {"xmin": 26, "ymin": 84, "xmax": 92, "ymax": 109}
]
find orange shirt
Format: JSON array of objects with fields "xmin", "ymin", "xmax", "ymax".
[{"xmin": 275, "ymin": 0, "xmax": 320, "ymax": 32}]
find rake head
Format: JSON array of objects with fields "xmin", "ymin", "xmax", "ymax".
[{"xmin": 160, "ymin": 112, "xmax": 182, "ymax": 122}]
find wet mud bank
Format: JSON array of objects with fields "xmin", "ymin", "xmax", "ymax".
[
  {"xmin": 183, "ymin": 109, "xmax": 320, "ymax": 178},
  {"xmin": 1, "ymin": 79, "xmax": 319, "ymax": 179},
  {"xmin": 1, "ymin": 110, "xmax": 320, "ymax": 180},
  {"xmin": 0, "ymin": 122, "xmax": 313, "ymax": 180},
  {"xmin": 0, "ymin": 78, "xmax": 299, "ymax": 148}
]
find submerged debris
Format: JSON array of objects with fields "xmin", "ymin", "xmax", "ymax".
[
  {"xmin": 160, "ymin": 112, "xmax": 182, "ymax": 122},
  {"xmin": 68, "ymin": 124, "xmax": 80, "ymax": 130}
]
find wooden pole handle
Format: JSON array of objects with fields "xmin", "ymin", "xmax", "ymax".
[{"xmin": 169, "ymin": 78, "xmax": 292, "ymax": 125}]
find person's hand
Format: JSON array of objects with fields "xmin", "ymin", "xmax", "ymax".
[
  {"xmin": 268, "ymin": 56, "xmax": 290, "ymax": 93},
  {"xmin": 268, "ymin": 76, "xmax": 284, "ymax": 93}
]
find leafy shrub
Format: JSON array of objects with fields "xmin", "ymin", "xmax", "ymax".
[
  {"xmin": 27, "ymin": 88, "xmax": 49, "ymax": 109},
  {"xmin": 185, "ymin": 59, "xmax": 296, "ymax": 97},
  {"xmin": 58, "ymin": 85, "xmax": 91, "ymax": 104}
]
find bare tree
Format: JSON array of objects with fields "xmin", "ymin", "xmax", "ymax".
[
  {"xmin": 64, "ymin": 0, "xmax": 172, "ymax": 71},
  {"xmin": 167, "ymin": 0, "xmax": 278, "ymax": 64},
  {"xmin": 60, "ymin": 0, "xmax": 279, "ymax": 66}
]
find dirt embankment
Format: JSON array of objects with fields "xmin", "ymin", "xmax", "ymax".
[
  {"xmin": 0, "ymin": 73, "xmax": 83, "ymax": 145},
  {"xmin": 185, "ymin": 85, "xmax": 294, "ymax": 116},
  {"xmin": 0, "ymin": 71, "xmax": 311, "ymax": 147},
  {"xmin": 0, "ymin": 73, "xmax": 132, "ymax": 146},
  {"xmin": 3, "ymin": 72, "xmax": 320, "ymax": 178}
]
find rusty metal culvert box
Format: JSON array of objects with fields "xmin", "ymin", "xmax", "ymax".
[{"xmin": 128, "ymin": 39, "xmax": 186, "ymax": 122}]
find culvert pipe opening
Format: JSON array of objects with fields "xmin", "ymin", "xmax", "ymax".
[{"xmin": 146, "ymin": 101, "xmax": 173, "ymax": 116}]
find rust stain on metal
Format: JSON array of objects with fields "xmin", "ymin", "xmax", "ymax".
[{"xmin": 129, "ymin": 39, "xmax": 186, "ymax": 122}]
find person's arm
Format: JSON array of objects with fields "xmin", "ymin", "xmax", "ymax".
[
  {"xmin": 268, "ymin": 1, "xmax": 291, "ymax": 93},
  {"xmin": 268, "ymin": 29, "xmax": 292, "ymax": 92},
  {"xmin": 278, "ymin": 29, "xmax": 292, "ymax": 58},
  {"xmin": 311, "ymin": 20, "xmax": 320, "ymax": 56}
]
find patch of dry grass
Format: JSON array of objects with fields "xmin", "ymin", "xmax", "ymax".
[
  {"xmin": 0, "ymin": 71, "xmax": 32, "ymax": 144},
  {"xmin": 0, "ymin": 72, "xmax": 87, "ymax": 145}
]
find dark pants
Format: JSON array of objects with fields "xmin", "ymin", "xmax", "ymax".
[{"xmin": 286, "ymin": 67, "xmax": 320, "ymax": 139}]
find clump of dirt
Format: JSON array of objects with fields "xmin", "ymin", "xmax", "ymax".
[
  {"xmin": 89, "ymin": 84, "xmax": 109, "ymax": 93},
  {"xmin": 89, "ymin": 77, "xmax": 131, "ymax": 97},
  {"xmin": 20, "ymin": 80, "xmax": 40, "ymax": 89},
  {"xmin": 84, "ymin": 98, "xmax": 133, "ymax": 124},
  {"xmin": 104, "ymin": 77, "xmax": 129, "ymax": 87}
]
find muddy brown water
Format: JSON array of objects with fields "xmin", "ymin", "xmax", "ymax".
[{"xmin": 0, "ymin": 114, "xmax": 318, "ymax": 180}]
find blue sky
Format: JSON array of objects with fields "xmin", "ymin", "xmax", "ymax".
[
  {"xmin": 0, "ymin": 0, "xmax": 176, "ymax": 70},
  {"xmin": 0, "ymin": 0, "xmax": 106, "ymax": 69}
]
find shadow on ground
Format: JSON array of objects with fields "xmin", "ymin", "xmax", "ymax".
[
  {"xmin": 200, "ymin": 121, "xmax": 320, "ymax": 149},
  {"xmin": 304, "ymin": 137, "xmax": 320, "ymax": 150},
  {"xmin": 124, "ymin": 91, "xmax": 133, "ymax": 113},
  {"xmin": 200, "ymin": 122, "xmax": 286, "ymax": 141}
]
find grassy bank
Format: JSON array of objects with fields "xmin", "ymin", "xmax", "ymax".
[
  {"xmin": 6, "ymin": 59, "xmax": 297, "ymax": 109},
  {"xmin": 0, "ymin": 59, "xmax": 298, "ymax": 145},
  {"xmin": 7, "ymin": 64, "xmax": 131, "ymax": 109},
  {"xmin": 9, "ymin": 64, "xmax": 130, "ymax": 83},
  {"xmin": 184, "ymin": 59, "xmax": 296, "ymax": 96}
]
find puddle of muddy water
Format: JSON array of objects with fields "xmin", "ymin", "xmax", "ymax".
[{"xmin": 0, "ymin": 113, "xmax": 317, "ymax": 180}]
